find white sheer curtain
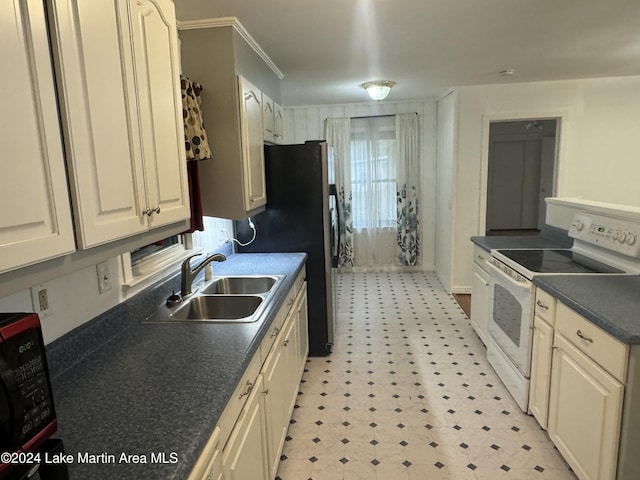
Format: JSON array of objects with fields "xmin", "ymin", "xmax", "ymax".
[
  {"xmin": 350, "ymin": 116, "xmax": 398, "ymax": 267},
  {"xmin": 324, "ymin": 118, "xmax": 354, "ymax": 267},
  {"xmin": 396, "ymin": 113, "xmax": 420, "ymax": 266}
]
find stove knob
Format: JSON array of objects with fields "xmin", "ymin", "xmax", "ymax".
[
  {"xmin": 613, "ymin": 231, "xmax": 620, "ymax": 241},
  {"xmin": 574, "ymin": 220, "xmax": 584, "ymax": 231},
  {"xmin": 626, "ymin": 234, "xmax": 637, "ymax": 246},
  {"xmin": 618, "ymin": 233, "xmax": 627, "ymax": 244}
]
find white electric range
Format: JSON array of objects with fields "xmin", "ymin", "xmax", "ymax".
[{"xmin": 486, "ymin": 210, "xmax": 640, "ymax": 411}]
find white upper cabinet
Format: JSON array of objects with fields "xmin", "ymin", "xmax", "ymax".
[
  {"xmin": 274, "ymin": 102, "xmax": 285, "ymax": 144},
  {"xmin": 0, "ymin": 0, "xmax": 75, "ymax": 274},
  {"xmin": 240, "ymin": 76, "xmax": 267, "ymax": 211},
  {"xmin": 48, "ymin": 0, "xmax": 189, "ymax": 248},
  {"xmin": 130, "ymin": 0, "xmax": 190, "ymax": 228},
  {"xmin": 178, "ymin": 19, "xmax": 282, "ymax": 219},
  {"xmin": 262, "ymin": 93, "xmax": 276, "ymax": 144}
]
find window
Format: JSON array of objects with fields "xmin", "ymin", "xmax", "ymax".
[
  {"xmin": 121, "ymin": 233, "xmax": 200, "ymax": 288},
  {"xmin": 350, "ymin": 116, "xmax": 397, "ymax": 229},
  {"xmin": 130, "ymin": 235, "xmax": 181, "ymax": 266}
]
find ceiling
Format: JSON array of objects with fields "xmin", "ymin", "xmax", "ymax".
[{"xmin": 174, "ymin": 0, "xmax": 640, "ymax": 106}]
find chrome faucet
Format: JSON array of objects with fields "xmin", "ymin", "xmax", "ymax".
[{"xmin": 180, "ymin": 253, "xmax": 226, "ymax": 297}]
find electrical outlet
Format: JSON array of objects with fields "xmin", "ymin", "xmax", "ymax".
[
  {"xmin": 38, "ymin": 289, "xmax": 48, "ymax": 311},
  {"xmin": 30, "ymin": 285, "xmax": 51, "ymax": 318},
  {"xmin": 96, "ymin": 261, "xmax": 112, "ymax": 294}
]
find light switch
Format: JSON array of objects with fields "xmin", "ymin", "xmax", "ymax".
[{"xmin": 96, "ymin": 261, "xmax": 112, "ymax": 294}]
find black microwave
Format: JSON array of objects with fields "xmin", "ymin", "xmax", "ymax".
[{"xmin": 0, "ymin": 313, "xmax": 57, "ymax": 478}]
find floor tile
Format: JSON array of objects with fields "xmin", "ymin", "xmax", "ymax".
[{"xmin": 276, "ymin": 272, "xmax": 577, "ymax": 480}]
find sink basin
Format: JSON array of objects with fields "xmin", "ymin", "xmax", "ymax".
[
  {"xmin": 202, "ymin": 276, "xmax": 278, "ymax": 295},
  {"xmin": 171, "ymin": 295, "xmax": 263, "ymax": 321}
]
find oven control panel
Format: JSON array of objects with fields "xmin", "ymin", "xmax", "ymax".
[{"xmin": 569, "ymin": 213, "xmax": 640, "ymax": 258}]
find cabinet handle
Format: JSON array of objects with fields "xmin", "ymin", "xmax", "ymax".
[
  {"xmin": 477, "ymin": 254, "xmax": 485, "ymax": 260},
  {"xmin": 143, "ymin": 206, "xmax": 161, "ymax": 217},
  {"xmin": 271, "ymin": 327, "xmax": 280, "ymax": 337},
  {"xmin": 283, "ymin": 339, "xmax": 289, "ymax": 348},
  {"xmin": 262, "ymin": 388, "xmax": 269, "ymax": 395},
  {"xmin": 536, "ymin": 300, "xmax": 549, "ymax": 310},
  {"xmin": 250, "ymin": 199, "xmax": 255, "ymax": 204},
  {"xmin": 239, "ymin": 380, "xmax": 254, "ymax": 399},
  {"xmin": 576, "ymin": 330, "xmax": 594, "ymax": 343},
  {"xmin": 287, "ymin": 299, "xmax": 294, "ymax": 306}
]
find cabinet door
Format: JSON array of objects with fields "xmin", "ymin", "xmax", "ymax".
[
  {"xmin": 204, "ymin": 445, "xmax": 223, "ymax": 480},
  {"xmin": 262, "ymin": 330, "xmax": 290, "ymax": 478},
  {"xmin": 295, "ymin": 285, "xmax": 309, "ymax": 378},
  {"xmin": 529, "ymin": 316, "xmax": 553, "ymax": 429},
  {"xmin": 0, "ymin": 0, "xmax": 75, "ymax": 273},
  {"xmin": 188, "ymin": 426, "xmax": 222, "ymax": 480},
  {"xmin": 548, "ymin": 334, "xmax": 624, "ymax": 480},
  {"xmin": 274, "ymin": 103, "xmax": 284, "ymax": 144},
  {"xmin": 470, "ymin": 264, "xmax": 489, "ymax": 344},
  {"xmin": 48, "ymin": 0, "xmax": 147, "ymax": 248},
  {"xmin": 282, "ymin": 310, "xmax": 301, "ymax": 417},
  {"xmin": 223, "ymin": 374, "xmax": 269, "ymax": 480},
  {"xmin": 238, "ymin": 76, "xmax": 267, "ymax": 211},
  {"xmin": 262, "ymin": 93, "xmax": 275, "ymax": 144},
  {"xmin": 131, "ymin": 0, "xmax": 190, "ymax": 228}
]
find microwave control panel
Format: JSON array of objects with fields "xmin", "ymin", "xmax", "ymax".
[{"xmin": 0, "ymin": 313, "xmax": 56, "ymax": 451}]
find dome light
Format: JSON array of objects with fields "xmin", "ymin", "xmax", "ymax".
[{"xmin": 361, "ymin": 80, "xmax": 395, "ymax": 101}]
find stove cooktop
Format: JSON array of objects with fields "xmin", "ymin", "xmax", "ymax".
[{"xmin": 495, "ymin": 249, "xmax": 624, "ymax": 274}]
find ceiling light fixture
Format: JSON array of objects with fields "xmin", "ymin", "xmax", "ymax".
[{"xmin": 361, "ymin": 80, "xmax": 395, "ymax": 101}]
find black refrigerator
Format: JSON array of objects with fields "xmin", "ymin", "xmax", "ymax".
[{"xmin": 235, "ymin": 141, "xmax": 336, "ymax": 356}]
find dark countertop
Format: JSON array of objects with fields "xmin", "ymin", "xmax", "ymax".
[
  {"xmin": 471, "ymin": 225, "xmax": 573, "ymax": 252},
  {"xmin": 534, "ymin": 274, "xmax": 640, "ymax": 345},
  {"xmin": 50, "ymin": 253, "xmax": 307, "ymax": 480}
]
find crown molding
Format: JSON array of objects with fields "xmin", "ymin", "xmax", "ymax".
[{"xmin": 177, "ymin": 16, "xmax": 284, "ymax": 80}]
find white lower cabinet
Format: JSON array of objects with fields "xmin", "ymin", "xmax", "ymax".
[
  {"xmin": 530, "ymin": 297, "xmax": 629, "ymax": 480},
  {"xmin": 190, "ymin": 275, "xmax": 308, "ymax": 480},
  {"xmin": 223, "ymin": 374, "xmax": 270, "ymax": 480},
  {"xmin": 548, "ymin": 334, "xmax": 624, "ymax": 480},
  {"xmin": 189, "ymin": 427, "xmax": 222, "ymax": 480},
  {"xmin": 470, "ymin": 245, "xmax": 491, "ymax": 344},
  {"xmin": 528, "ymin": 315, "xmax": 554, "ymax": 429}
]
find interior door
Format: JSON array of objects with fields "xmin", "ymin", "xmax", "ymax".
[{"xmin": 487, "ymin": 139, "xmax": 542, "ymax": 231}]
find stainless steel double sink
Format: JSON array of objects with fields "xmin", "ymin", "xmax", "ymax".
[{"xmin": 145, "ymin": 275, "xmax": 284, "ymax": 324}]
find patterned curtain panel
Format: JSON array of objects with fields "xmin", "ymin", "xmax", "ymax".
[
  {"xmin": 396, "ymin": 113, "xmax": 420, "ymax": 266},
  {"xmin": 324, "ymin": 118, "xmax": 354, "ymax": 267}
]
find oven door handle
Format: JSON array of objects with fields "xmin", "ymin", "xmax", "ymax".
[{"xmin": 488, "ymin": 260, "xmax": 533, "ymax": 291}]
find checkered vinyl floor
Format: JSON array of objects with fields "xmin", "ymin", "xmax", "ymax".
[{"xmin": 276, "ymin": 272, "xmax": 576, "ymax": 480}]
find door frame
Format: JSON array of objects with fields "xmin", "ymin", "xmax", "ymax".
[{"xmin": 479, "ymin": 112, "xmax": 568, "ymax": 235}]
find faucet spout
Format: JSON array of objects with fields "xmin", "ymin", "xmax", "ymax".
[{"xmin": 180, "ymin": 253, "xmax": 227, "ymax": 297}]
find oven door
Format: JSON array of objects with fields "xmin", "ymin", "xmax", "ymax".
[{"xmin": 487, "ymin": 262, "xmax": 535, "ymax": 377}]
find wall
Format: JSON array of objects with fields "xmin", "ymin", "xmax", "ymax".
[
  {"xmin": 283, "ymin": 99, "xmax": 438, "ymax": 269},
  {"xmin": 449, "ymin": 75, "xmax": 640, "ymax": 291},
  {"xmin": 435, "ymin": 91, "xmax": 457, "ymax": 291},
  {"xmin": 0, "ymin": 217, "xmax": 232, "ymax": 344}
]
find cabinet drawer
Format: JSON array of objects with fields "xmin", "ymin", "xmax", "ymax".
[
  {"xmin": 259, "ymin": 300, "xmax": 288, "ymax": 364},
  {"xmin": 534, "ymin": 288, "xmax": 556, "ymax": 325},
  {"xmin": 556, "ymin": 302, "xmax": 628, "ymax": 382},
  {"xmin": 217, "ymin": 351, "xmax": 262, "ymax": 450},
  {"xmin": 473, "ymin": 245, "xmax": 491, "ymax": 274}
]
